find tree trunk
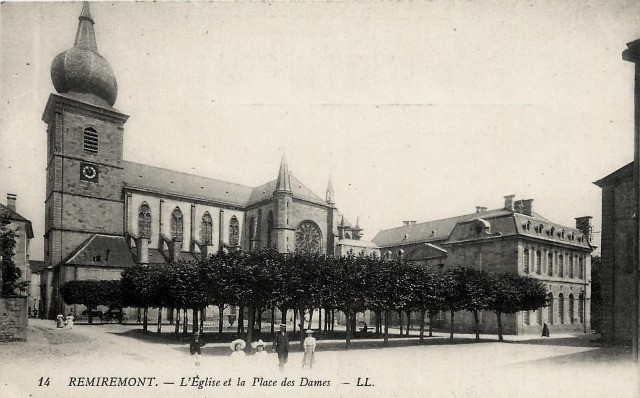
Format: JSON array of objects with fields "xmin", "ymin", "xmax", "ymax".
[
  {"xmin": 307, "ymin": 309, "xmax": 314, "ymax": 330},
  {"xmin": 377, "ymin": 310, "xmax": 382, "ymax": 336},
  {"xmin": 238, "ymin": 305, "xmax": 244, "ymax": 334},
  {"xmin": 175, "ymin": 308, "xmax": 180, "ymax": 334},
  {"xmin": 192, "ymin": 307, "xmax": 199, "ymax": 334},
  {"xmin": 143, "ymin": 307, "xmax": 148, "ymax": 332},
  {"xmin": 428, "ymin": 311, "xmax": 433, "ymax": 337},
  {"xmin": 398, "ymin": 311, "xmax": 403, "ymax": 336},
  {"xmin": 168, "ymin": 306, "xmax": 174, "ymax": 324},
  {"xmin": 351, "ymin": 314, "xmax": 357, "ymax": 339},
  {"xmin": 473, "ymin": 310, "xmax": 480, "ymax": 342},
  {"xmin": 281, "ymin": 308, "xmax": 287, "ymax": 325},
  {"xmin": 299, "ymin": 306, "xmax": 305, "ymax": 346},
  {"xmin": 449, "ymin": 309, "xmax": 455, "ymax": 341},
  {"xmin": 183, "ymin": 309, "xmax": 188, "ymax": 334},
  {"xmin": 293, "ymin": 310, "xmax": 297, "ymax": 333},
  {"xmin": 258, "ymin": 308, "xmax": 262, "ymax": 331},
  {"xmin": 200, "ymin": 307, "xmax": 205, "ymax": 333},
  {"xmin": 345, "ymin": 310, "xmax": 352, "ymax": 348},
  {"xmin": 157, "ymin": 307, "xmax": 162, "ymax": 334},
  {"xmin": 497, "ymin": 311, "xmax": 504, "ymax": 342},
  {"xmin": 88, "ymin": 305, "xmax": 94, "ymax": 325},
  {"xmin": 406, "ymin": 311, "xmax": 411, "ymax": 336},
  {"xmin": 271, "ymin": 307, "xmax": 275, "ymax": 335},
  {"xmin": 331, "ymin": 310, "xmax": 335, "ymax": 332},
  {"xmin": 318, "ymin": 308, "xmax": 322, "ymax": 333},
  {"xmin": 246, "ymin": 304, "xmax": 254, "ymax": 349},
  {"xmin": 419, "ymin": 310, "xmax": 425, "ymax": 344},
  {"xmin": 384, "ymin": 308, "xmax": 390, "ymax": 345},
  {"xmin": 218, "ymin": 305, "xmax": 224, "ymax": 335}
]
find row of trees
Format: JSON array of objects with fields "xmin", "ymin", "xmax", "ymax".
[{"xmin": 61, "ymin": 248, "xmax": 548, "ymax": 347}]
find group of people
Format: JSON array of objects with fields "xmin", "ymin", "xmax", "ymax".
[
  {"xmin": 55, "ymin": 312, "xmax": 74, "ymax": 329},
  {"xmin": 190, "ymin": 323, "xmax": 317, "ymax": 370}
]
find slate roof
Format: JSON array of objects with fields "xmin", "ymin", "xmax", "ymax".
[
  {"xmin": 147, "ymin": 248, "xmax": 199, "ymax": 265},
  {"xmin": 594, "ymin": 162, "xmax": 633, "ymax": 187},
  {"xmin": 123, "ymin": 161, "xmax": 327, "ymax": 208},
  {"xmin": 373, "ymin": 208, "xmax": 590, "ymax": 250},
  {"xmin": 372, "ymin": 209, "xmax": 513, "ymax": 247},
  {"xmin": 0, "ymin": 203, "xmax": 34, "ymax": 239},
  {"xmin": 64, "ymin": 234, "xmax": 135, "ymax": 268},
  {"xmin": 336, "ymin": 239, "xmax": 380, "ymax": 249}
]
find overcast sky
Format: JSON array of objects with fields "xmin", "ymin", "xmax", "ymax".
[{"xmin": 2, "ymin": 1, "xmax": 640, "ymax": 260}]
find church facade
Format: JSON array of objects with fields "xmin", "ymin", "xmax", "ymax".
[{"xmin": 41, "ymin": 3, "xmax": 371, "ymax": 319}]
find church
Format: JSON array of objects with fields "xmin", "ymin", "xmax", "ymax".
[{"xmin": 41, "ymin": 3, "xmax": 375, "ymax": 319}]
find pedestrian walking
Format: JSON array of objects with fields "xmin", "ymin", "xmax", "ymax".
[
  {"xmin": 273, "ymin": 324, "xmax": 289, "ymax": 371},
  {"xmin": 302, "ymin": 329, "xmax": 316, "ymax": 369},
  {"xmin": 66, "ymin": 313, "xmax": 74, "ymax": 329},
  {"xmin": 56, "ymin": 313, "xmax": 65, "ymax": 328},
  {"xmin": 542, "ymin": 322, "xmax": 550, "ymax": 337}
]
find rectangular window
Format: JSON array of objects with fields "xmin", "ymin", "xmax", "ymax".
[{"xmin": 83, "ymin": 130, "xmax": 98, "ymax": 153}]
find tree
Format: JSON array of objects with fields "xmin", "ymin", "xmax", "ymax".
[
  {"xmin": 439, "ymin": 268, "xmax": 467, "ymax": 341},
  {"xmin": 457, "ymin": 267, "xmax": 496, "ymax": 342},
  {"xmin": 60, "ymin": 280, "xmax": 115, "ymax": 323},
  {"xmin": 489, "ymin": 273, "xmax": 547, "ymax": 341},
  {"xmin": 0, "ymin": 213, "xmax": 28, "ymax": 296}
]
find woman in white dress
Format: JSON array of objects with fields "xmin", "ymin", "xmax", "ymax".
[
  {"xmin": 66, "ymin": 313, "xmax": 74, "ymax": 329},
  {"xmin": 302, "ymin": 329, "xmax": 316, "ymax": 368}
]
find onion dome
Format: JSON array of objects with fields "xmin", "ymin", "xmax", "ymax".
[{"xmin": 51, "ymin": 2, "xmax": 117, "ymax": 107}]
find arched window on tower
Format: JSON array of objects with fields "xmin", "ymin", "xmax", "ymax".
[
  {"xmin": 171, "ymin": 207, "xmax": 183, "ymax": 241},
  {"xmin": 83, "ymin": 127, "xmax": 98, "ymax": 153},
  {"xmin": 201, "ymin": 212, "xmax": 213, "ymax": 245},
  {"xmin": 229, "ymin": 216, "xmax": 240, "ymax": 247},
  {"xmin": 138, "ymin": 203, "xmax": 151, "ymax": 239},
  {"xmin": 267, "ymin": 211, "xmax": 274, "ymax": 248}
]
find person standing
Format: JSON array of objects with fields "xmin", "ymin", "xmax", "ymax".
[
  {"xmin": 302, "ymin": 329, "xmax": 316, "ymax": 368},
  {"xmin": 542, "ymin": 322, "xmax": 550, "ymax": 337},
  {"xmin": 66, "ymin": 313, "xmax": 74, "ymax": 329},
  {"xmin": 189, "ymin": 333, "xmax": 205, "ymax": 366},
  {"xmin": 56, "ymin": 313, "xmax": 65, "ymax": 328},
  {"xmin": 273, "ymin": 324, "xmax": 289, "ymax": 371}
]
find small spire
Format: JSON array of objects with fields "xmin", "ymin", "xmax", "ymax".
[
  {"xmin": 355, "ymin": 217, "xmax": 360, "ymax": 228},
  {"xmin": 340, "ymin": 215, "xmax": 345, "ymax": 227},
  {"xmin": 326, "ymin": 174, "xmax": 335, "ymax": 204},
  {"xmin": 275, "ymin": 153, "xmax": 292, "ymax": 192},
  {"xmin": 74, "ymin": 1, "xmax": 98, "ymax": 52}
]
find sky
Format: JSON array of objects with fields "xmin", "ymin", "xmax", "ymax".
[{"xmin": 2, "ymin": 1, "xmax": 640, "ymax": 261}]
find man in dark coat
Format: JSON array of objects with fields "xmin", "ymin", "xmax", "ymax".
[
  {"xmin": 542, "ymin": 323, "xmax": 550, "ymax": 337},
  {"xmin": 273, "ymin": 324, "xmax": 289, "ymax": 371}
]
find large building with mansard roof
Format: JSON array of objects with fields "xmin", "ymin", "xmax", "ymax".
[
  {"xmin": 373, "ymin": 195, "xmax": 595, "ymax": 335},
  {"xmin": 41, "ymin": 3, "xmax": 375, "ymax": 318}
]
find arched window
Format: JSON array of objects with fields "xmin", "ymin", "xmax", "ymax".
[
  {"xmin": 569, "ymin": 294, "xmax": 575, "ymax": 324},
  {"xmin": 229, "ymin": 216, "xmax": 240, "ymax": 247},
  {"xmin": 558, "ymin": 255, "xmax": 564, "ymax": 277},
  {"xmin": 558, "ymin": 293, "xmax": 564, "ymax": 324},
  {"xmin": 523, "ymin": 249, "xmax": 530, "ymax": 274},
  {"xmin": 138, "ymin": 203, "xmax": 151, "ymax": 239},
  {"xmin": 267, "ymin": 211, "xmax": 274, "ymax": 248},
  {"xmin": 201, "ymin": 212, "xmax": 213, "ymax": 245},
  {"xmin": 171, "ymin": 207, "xmax": 183, "ymax": 240},
  {"xmin": 547, "ymin": 293, "xmax": 554, "ymax": 325},
  {"xmin": 249, "ymin": 216, "xmax": 257, "ymax": 240},
  {"xmin": 578, "ymin": 293, "xmax": 584, "ymax": 323},
  {"xmin": 569, "ymin": 255, "xmax": 574, "ymax": 278},
  {"xmin": 83, "ymin": 127, "xmax": 98, "ymax": 153},
  {"xmin": 547, "ymin": 252, "xmax": 553, "ymax": 276},
  {"xmin": 536, "ymin": 251, "xmax": 542, "ymax": 274}
]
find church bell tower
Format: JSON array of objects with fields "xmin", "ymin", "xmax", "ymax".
[{"xmin": 42, "ymin": 2, "xmax": 129, "ymax": 316}]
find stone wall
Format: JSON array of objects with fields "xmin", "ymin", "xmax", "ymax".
[{"xmin": 0, "ymin": 296, "xmax": 28, "ymax": 342}]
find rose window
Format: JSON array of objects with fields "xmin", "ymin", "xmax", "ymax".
[{"xmin": 295, "ymin": 221, "xmax": 322, "ymax": 253}]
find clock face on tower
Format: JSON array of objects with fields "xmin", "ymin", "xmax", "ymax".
[{"xmin": 80, "ymin": 162, "xmax": 99, "ymax": 182}]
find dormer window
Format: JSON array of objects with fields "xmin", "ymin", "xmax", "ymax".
[{"xmin": 83, "ymin": 127, "xmax": 98, "ymax": 153}]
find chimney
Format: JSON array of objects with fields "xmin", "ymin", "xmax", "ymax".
[
  {"xmin": 521, "ymin": 199, "xmax": 533, "ymax": 216},
  {"xmin": 476, "ymin": 206, "xmax": 487, "ymax": 213},
  {"xmin": 403, "ymin": 221, "xmax": 411, "ymax": 226},
  {"xmin": 504, "ymin": 195, "xmax": 515, "ymax": 211},
  {"xmin": 6, "ymin": 194, "xmax": 16, "ymax": 212},
  {"xmin": 410, "ymin": 220, "xmax": 417, "ymax": 225},
  {"xmin": 137, "ymin": 237, "xmax": 149, "ymax": 265},
  {"xmin": 575, "ymin": 216, "xmax": 593, "ymax": 241}
]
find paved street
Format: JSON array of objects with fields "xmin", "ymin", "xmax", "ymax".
[{"xmin": 1, "ymin": 319, "xmax": 638, "ymax": 398}]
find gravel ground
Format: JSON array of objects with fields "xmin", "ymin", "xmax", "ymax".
[{"xmin": 1, "ymin": 319, "xmax": 638, "ymax": 398}]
